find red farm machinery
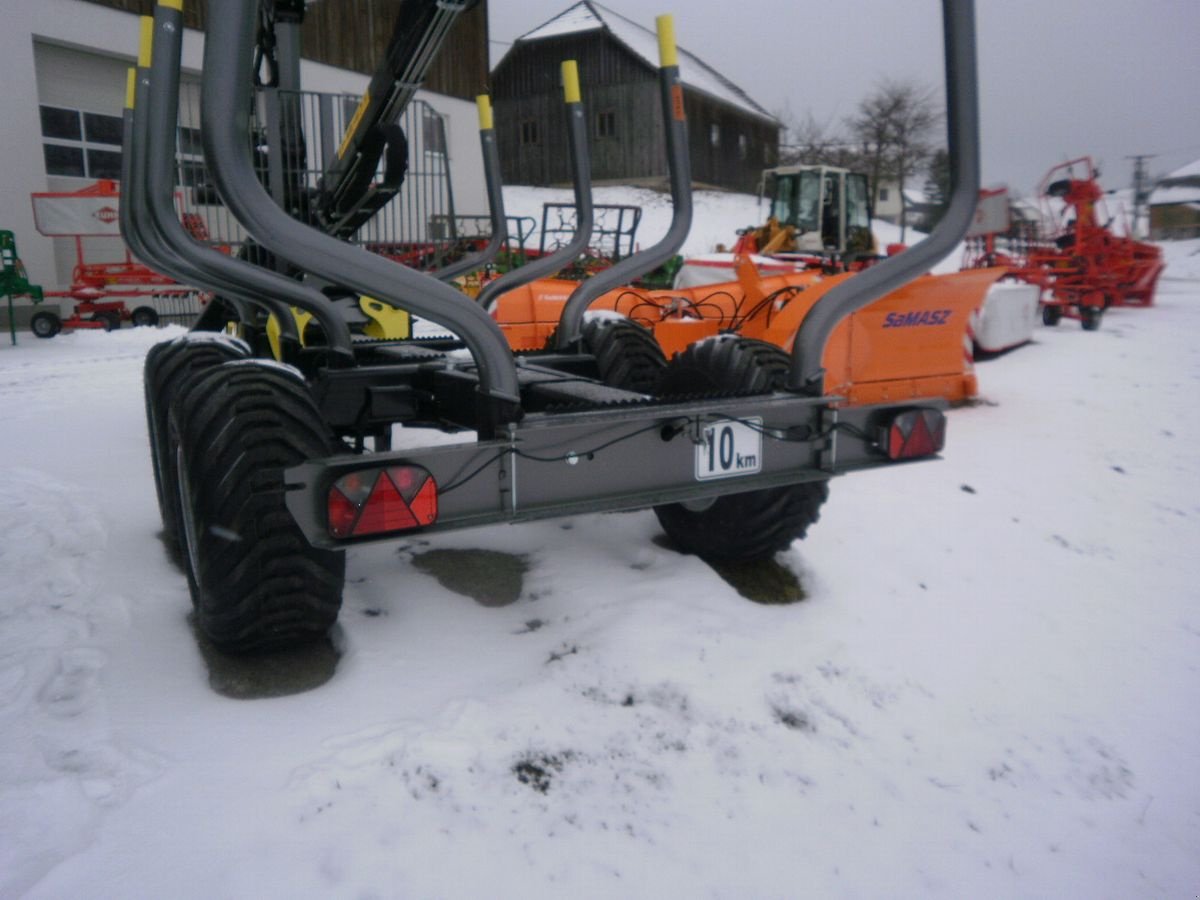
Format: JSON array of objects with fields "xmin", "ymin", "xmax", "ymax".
[
  {"xmin": 27, "ymin": 179, "xmax": 207, "ymax": 337},
  {"xmin": 963, "ymin": 157, "xmax": 1165, "ymax": 331}
]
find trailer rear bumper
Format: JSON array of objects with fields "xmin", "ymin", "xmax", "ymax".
[{"xmin": 285, "ymin": 395, "xmax": 945, "ymax": 548}]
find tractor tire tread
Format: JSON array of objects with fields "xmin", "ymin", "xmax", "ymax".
[{"xmin": 171, "ymin": 362, "xmax": 343, "ymax": 652}]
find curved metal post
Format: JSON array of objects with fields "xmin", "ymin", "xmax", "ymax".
[
  {"xmin": 555, "ymin": 15, "xmax": 693, "ymax": 349},
  {"xmin": 201, "ymin": 0, "xmax": 520, "ymax": 409},
  {"xmin": 119, "ymin": 24, "xmax": 253, "ymax": 328},
  {"xmin": 433, "ymin": 95, "xmax": 509, "ymax": 283},
  {"xmin": 476, "ymin": 60, "xmax": 594, "ymax": 312},
  {"xmin": 790, "ymin": 0, "xmax": 980, "ymax": 394},
  {"xmin": 146, "ymin": 3, "xmax": 371, "ymax": 361}
]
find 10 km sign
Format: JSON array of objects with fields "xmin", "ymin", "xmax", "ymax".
[{"xmin": 695, "ymin": 418, "xmax": 763, "ymax": 481}]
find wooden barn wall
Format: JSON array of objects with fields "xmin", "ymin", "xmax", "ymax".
[
  {"xmin": 493, "ymin": 34, "xmax": 661, "ymax": 186},
  {"xmin": 683, "ymin": 91, "xmax": 778, "ymax": 193},
  {"xmin": 492, "ymin": 33, "xmax": 778, "ymax": 191},
  {"xmin": 77, "ymin": 0, "xmax": 488, "ymax": 101}
]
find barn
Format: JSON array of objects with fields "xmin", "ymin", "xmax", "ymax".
[
  {"xmin": 489, "ymin": 1, "xmax": 780, "ymax": 193},
  {"xmin": 1149, "ymin": 159, "xmax": 1200, "ymax": 241}
]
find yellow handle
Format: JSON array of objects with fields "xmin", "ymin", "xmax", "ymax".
[
  {"xmin": 656, "ymin": 15, "xmax": 678, "ymax": 68},
  {"xmin": 125, "ymin": 68, "xmax": 136, "ymax": 110},
  {"xmin": 138, "ymin": 15, "xmax": 154, "ymax": 68},
  {"xmin": 561, "ymin": 60, "xmax": 581, "ymax": 103},
  {"xmin": 476, "ymin": 94, "xmax": 494, "ymax": 131}
]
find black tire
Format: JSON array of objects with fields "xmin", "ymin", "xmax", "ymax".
[
  {"xmin": 1041, "ymin": 305, "xmax": 1062, "ymax": 327},
  {"xmin": 170, "ymin": 361, "xmax": 345, "ymax": 651},
  {"xmin": 93, "ymin": 311, "xmax": 119, "ymax": 332},
  {"xmin": 653, "ymin": 335, "xmax": 830, "ymax": 561},
  {"xmin": 30, "ymin": 310, "xmax": 61, "ymax": 338},
  {"xmin": 1080, "ymin": 306, "xmax": 1102, "ymax": 331},
  {"xmin": 143, "ymin": 335, "xmax": 249, "ymax": 561},
  {"xmin": 131, "ymin": 306, "xmax": 160, "ymax": 328},
  {"xmin": 580, "ymin": 316, "xmax": 666, "ymax": 393}
]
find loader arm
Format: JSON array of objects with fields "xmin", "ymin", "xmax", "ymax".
[{"xmin": 311, "ymin": 0, "xmax": 479, "ymax": 238}]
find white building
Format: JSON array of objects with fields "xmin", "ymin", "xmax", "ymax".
[{"xmin": 0, "ymin": 0, "xmax": 488, "ymax": 325}]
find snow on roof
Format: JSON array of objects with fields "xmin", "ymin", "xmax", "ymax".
[
  {"xmin": 1150, "ymin": 157, "xmax": 1200, "ymax": 206},
  {"xmin": 513, "ymin": 1, "xmax": 777, "ymax": 124}
]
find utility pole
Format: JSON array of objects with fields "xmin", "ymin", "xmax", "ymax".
[{"xmin": 1126, "ymin": 154, "xmax": 1156, "ymax": 238}]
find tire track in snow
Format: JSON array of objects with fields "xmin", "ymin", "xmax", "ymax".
[{"xmin": 0, "ymin": 468, "xmax": 161, "ymax": 896}]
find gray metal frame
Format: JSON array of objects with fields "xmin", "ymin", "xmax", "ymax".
[
  {"xmin": 132, "ymin": 0, "xmax": 980, "ymax": 553},
  {"xmin": 201, "ymin": 0, "xmax": 521, "ymax": 410},
  {"xmin": 555, "ymin": 56, "xmax": 694, "ymax": 348},
  {"xmin": 475, "ymin": 90, "xmax": 595, "ymax": 312}
]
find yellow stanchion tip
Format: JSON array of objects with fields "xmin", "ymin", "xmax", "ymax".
[
  {"xmin": 476, "ymin": 95, "xmax": 494, "ymax": 130},
  {"xmin": 138, "ymin": 16, "xmax": 154, "ymax": 68},
  {"xmin": 125, "ymin": 68, "xmax": 137, "ymax": 110},
  {"xmin": 159, "ymin": 0, "xmax": 183, "ymax": 10},
  {"xmin": 656, "ymin": 15, "xmax": 678, "ymax": 67},
  {"xmin": 561, "ymin": 60, "xmax": 581, "ymax": 103}
]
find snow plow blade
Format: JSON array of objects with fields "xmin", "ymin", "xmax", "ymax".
[{"xmin": 490, "ymin": 263, "xmax": 1006, "ymax": 406}]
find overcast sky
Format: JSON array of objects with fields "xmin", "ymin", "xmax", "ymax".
[{"xmin": 488, "ymin": 0, "xmax": 1200, "ymax": 195}]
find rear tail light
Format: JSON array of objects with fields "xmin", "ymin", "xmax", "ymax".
[
  {"xmin": 882, "ymin": 408, "xmax": 946, "ymax": 460},
  {"xmin": 327, "ymin": 466, "xmax": 438, "ymax": 539}
]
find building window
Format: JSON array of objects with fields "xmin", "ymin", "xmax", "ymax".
[
  {"xmin": 520, "ymin": 119, "xmax": 539, "ymax": 146},
  {"xmin": 709, "ymin": 124, "xmax": 720, "ymax": 147},
  {"xmin": 422, "ymin": 109, "xmax": 448, "ymax": 156},
  {"xmin": 595, "ymin": 109, "xmax": 616, "ymax": 140},
  {"xmin": 738, "ymin": 134, "xmax": 748, "ymax": 160},
  {"xmin": 175, "ymin": 126, "xmax": 206, "ymax": 188},
  {"xmin": 40, "ymin": 105, "xmax": 123, "ymax": 179},
  {"xmin": 879, "ymin": 187, "xmax": 890, "ymax": 202}
]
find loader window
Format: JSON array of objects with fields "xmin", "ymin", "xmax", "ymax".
[
  {"xmin": 796, "ymin": 171, "xmax": 822, "ymax": 234},
  {"xmin": 769, "ymin": 175, "xmax": 795, "ymax": 226},
  {"xmin": 846, "ymin": 174, "xmax": 871, "ymax": 229}
]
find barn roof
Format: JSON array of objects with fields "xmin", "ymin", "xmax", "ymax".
[
  {"xmin": 1150, "ymin": 158, "xmax": 1200, "ymax": 206},
  {"xmin": 509, "ymin": 1, "xmax": 777, "ymax": 125}
]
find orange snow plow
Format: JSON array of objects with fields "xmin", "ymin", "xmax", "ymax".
[{"xmin": 491, "ymin": 258, "xmax": 1005, "ymax": 406}]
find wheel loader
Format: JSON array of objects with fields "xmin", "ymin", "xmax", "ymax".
[{"xmin": 129, "ymin": 0, "xmax": 982, "ymax": 653}]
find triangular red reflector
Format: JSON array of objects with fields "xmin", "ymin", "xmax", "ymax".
[
  {"xmin": 407, "ymin": 476, "xmax": 438, "ymax": 525},
  {"xmin": 353, "ymin": 471, "xmax": 418, "ymax": 536}
]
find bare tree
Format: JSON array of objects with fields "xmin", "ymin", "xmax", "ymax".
[
  {"xmin": 778, "ymin": 111, "xmax": 864, "ymax": 171},
  {"xmin": 846, "ymin": 78, "xmax": 942, "ymax": 240}
]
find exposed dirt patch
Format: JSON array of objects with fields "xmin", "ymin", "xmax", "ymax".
[
  {"xmin": 188, "ymin": 615, "xmax": 339, "ymax": 700},
  {"xmin": 706, "ymin": 557, "xmax": 807, "ymax": 605},
  {"xmin": 410, "ymin": 548, "xmax": 529, "ymax": 608},
  {"xmin": 512, "ymin": 752, "xmax": 570, "ymax": 794}
]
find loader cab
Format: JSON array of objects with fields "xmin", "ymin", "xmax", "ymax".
[{"xmin": 763, "ymin": 165, "xmax": 874, "ymax": 258}]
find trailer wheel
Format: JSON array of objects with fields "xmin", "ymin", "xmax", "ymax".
[
  {"xmin": 1041, "ymin": 305, "xmax": 1062, "ymax": 326},
  {"xmin": 653, "ymin": 335, "xmax": 829, "ymax": 561},
  {"xmin": 30, "ymin": 310, "xmax": 61, "ymax": 338},
  {"xmin": 1080, "ymin": 306, "xmax": 1102, "ymax": 331},
  {"xmin": 170, "ymin": 361, "xmax": 345, "ymax": 651},
  {"xmin": 144, "ymin": 335, "xmax": 248, "ymax": 561},
  {"xmin": 131, "ymin": 306, "xmax": 160, "ymax": 328},
  {"xmin": 92, "ymin": 311, "xmax": 120, "ymax": 332},
  {"xmin": 581, "ymin": 317, "xmax": 666, "ymax": 393}
]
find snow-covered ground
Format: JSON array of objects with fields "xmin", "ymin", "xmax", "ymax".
[{"xmin": 2, "ymin": 230, "xmax": 1198, "ymax": 897}]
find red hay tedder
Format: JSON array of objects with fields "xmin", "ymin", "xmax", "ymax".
[
  {"xmin": 964, "ymin": 157, "xmax": 1165, "ymax": 331},
  {"xmin": 28, "ymin": 180, "xmax": 206, "ymax": 337}
]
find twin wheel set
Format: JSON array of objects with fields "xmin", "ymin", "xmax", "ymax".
[{"xmin": 144, "ymin": 326, "xmax": 829, "ymax": 653}]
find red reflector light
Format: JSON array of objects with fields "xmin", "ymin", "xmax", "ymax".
[
  {"xmin": 327, "ymin": 466, "xmax": 438, "ymax": 539},
  {"xmin": 884, "ymin": 408, "xmax": 946, "ymax": 460}
]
